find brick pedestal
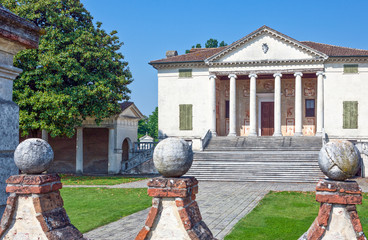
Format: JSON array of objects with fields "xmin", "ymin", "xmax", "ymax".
[
  {"xmin": 0, "ymin": 174, "xmax": 86, "ymax": 240},
  {"xmin": 301, "ymin": 179, "xmax": 366, "ymax": 240},
  {"xmin": 136, "ymin": 177, "xmax": 216, "ymax": 240}
]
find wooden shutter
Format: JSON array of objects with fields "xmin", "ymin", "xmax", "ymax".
[
  {"xmin": 179, "ymin": 104, "xmax": 192, "ymax": 130},
  {"xmin": 344, "ymin": 64, "xmax": 358, "ymax": 74},
  {"xmin": 179, "ymin": 69, "xmax": 192, "ymax": 78},
  {"xmin": 343, "ymin": 101, "xmax": 358, "ymax": 129}
]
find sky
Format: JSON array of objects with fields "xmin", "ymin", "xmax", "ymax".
[{"xmin": 81, "ymin": 0, "xmax": 368, "ymax": 117}]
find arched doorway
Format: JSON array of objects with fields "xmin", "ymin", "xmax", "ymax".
[{"xmin": 122, "ymin": 138, "xmax": 130, "ymax": 162}]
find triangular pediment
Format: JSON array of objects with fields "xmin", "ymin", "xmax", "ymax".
[
  {"xmin": 119, "ymin": 104, "xmax": 145, "ymax": 119},
  {"xmin": 207, "ymin": 26, "xmax": 327, "ymax": 64}
]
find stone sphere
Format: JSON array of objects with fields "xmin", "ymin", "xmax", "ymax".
[
  {"xmin": 153, "ymin": 138, "xmax": 193, "ymax": 177},
  {"xmin": 319, "ymin": 140, "xmax": 361, "ymax": 181},
  {"xmin": 14, "ymin": 138, "xmax": 54, "ymax": 174}
]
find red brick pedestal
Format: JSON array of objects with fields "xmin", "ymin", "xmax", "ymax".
[
  {"xmin": 136, "ymin": 177, "xmax": 216, "ymax": 240},
  {"xmin": 303, "ymin": 179, "xmax": 366, "ymax": 240},
  {"xmin": 0, "ymin": 174, "xmax": 86, "ymax": 240}
]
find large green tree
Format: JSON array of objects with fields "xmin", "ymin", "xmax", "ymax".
[
  {"xmin": 2, "ymin": 0, "xmax": 132, "ymax": 137},
  {"xmin": 138, "ymin": 107, "xmax": 158, "ymax": 141}
]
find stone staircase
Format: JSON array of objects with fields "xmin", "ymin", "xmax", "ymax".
[{"xmin": 185, "ymin": 136, "xmax": 324, "ymax": 183}]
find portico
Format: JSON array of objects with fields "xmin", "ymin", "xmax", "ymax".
[{"xmin": 208, "ymin": 70, "xmax": 325, "ymax": 137}]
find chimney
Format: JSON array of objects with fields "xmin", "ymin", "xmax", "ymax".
[{"xmin": 166, "ymin": 50, "xmax": 178, "ymax": 58}]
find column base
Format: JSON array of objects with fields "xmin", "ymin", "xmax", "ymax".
[
  {"xmin": 248, "ymin": 132, "xmax": 258, "ymax": 137},
  {"xmin": 227, "ymin": 132, "xmax": 237, "ymax": 137},
  {"xmin": 315, "ymin": 132, "xmax": 323, "ymax": 137},
  {"xmin": 294, "ymin": 132, "xmax": 303, "ymax": 137},
  {"xmin": 273, "ymin": 132, "xmax": 283, "ymax": 137}
]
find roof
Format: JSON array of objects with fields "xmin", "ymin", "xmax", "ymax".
[
  {"xmin": 150, "ymin": 47, "xmax": 226, "ymax": 64},
  {"xmin": 120, "ymin": 101, "xmax": 134, "ymax": 111},
  {"xmin": 301, "ymin": 41, "xmax": 368, "ymax": 57},
  {"xmin": 150, "ymin": 26, "xmax": 368, "ymax": 65}
]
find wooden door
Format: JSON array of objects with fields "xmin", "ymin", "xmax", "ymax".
[{"xmin": 261, "ymin": 102, "xmax": 274, "ymax": 136}]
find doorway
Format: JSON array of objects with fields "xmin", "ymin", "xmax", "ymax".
[
  {"xmin": 261, "ymin": 102, "xmax": 274, "ymax": 136},
  {"xmin": 122, "ymin": 138, "xmax": 130, "ymax": 162}
]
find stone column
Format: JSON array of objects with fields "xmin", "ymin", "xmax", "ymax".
[
  {"xmin": 0, "ymin": 7, "xmax": 40, "ymax": 216},
  {"xmin": 316, "ymin": 72, "xmax": 325, "ymax": 136},
  {"xmin": 76, "ymin": 127, "xmax": 83, "ymax": 174},
  {"xmin": 294, "ymin": 72, "xmax": 303, "ymax": 136},
  {"xmin": 273, "ymin": 73, "xmax": 282, "ymax": 136},
  {"xmin": 209, "ymin": 75, "xmax": 217, "ymax": 136},
  {"xmin": 228, "ymin": 74, "xmax": 237, "ymax": 136},
  {"xmin": 107, "ymin": 127, "xmax": 116, "ymax": 174},
  {"xmin": 249, "ymin": 74, "xmax": 258, "ymax": 136},
  {"xmin": 41, "ymin": 129, "xmax": 48, "ymax": 142}
]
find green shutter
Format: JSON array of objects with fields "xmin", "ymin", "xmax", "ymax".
[
  {"xmin": 343, "ymin": 101, "xmax": 358, "ymax": 129},
  {"xmin": 179, "ymin": 104, "xmax": 192, "ymax": 130},
  {"xmin": 179, "ymin": 69, "xmax": 192, "ymax": 78},
  {"xmin": 350, "ymin": 101, "xmax": 358, "ymax": 129},
  {"xmin": 344, "ymin": 64, "xmax": 358, "ymax": 74}
]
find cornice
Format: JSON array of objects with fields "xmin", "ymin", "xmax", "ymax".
[
  {"xmin": 152, "ymin": 62, "xmax": 207, "ymax": 70},
  {"xmin": 326, "ymin": 57, "xmax": 368, "ymax": 63},
  {"xmin": 207, "ymin": 58, "xmax": 325, "ymax": 67}
]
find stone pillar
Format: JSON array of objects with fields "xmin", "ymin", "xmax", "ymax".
[
  {"xmin": 137, "ymin": 138, "xmax": 214, "ymax": 240},
  {"xmin": 249, "ymin": 74, "xmax": 258, "ymax": 136},
  {"xmin": 209, "ymin": 75, "xmax": 217, "ymax": 136},
  {"xmin": 76, "ymin": 127, "xmax": 83, "ymax": 174},
  {"xmin": 228, "ymin": 74, "xmax": 237, "ymax": 136},
  {"xmin": 0, "ymin": 139, "xmax": 86, "ymax": 239},
  {"xmin": 300, "ymin": 180, "xmax": 365, "ymax": 240},
  {"xmin": 41, "ymin": 129, "xmax": 48, "ymax": 142},
  {"xmin": 316, "ymin": 72, "xmax": 325, "ymax": 136},
  {"xmin": 0, "ymin": 7, "xmax": 40, "ymax": 215},
  {"xmin": 294, "ymin": 72, "xmax": 303, "ymax": 136},
  {"xmin": 300, "ymin": 140, "xmax": 365, "ymax": 240},
  {"xmin": 107, "ymin": 127, "xmax": 117, "ymax": 174},
  {"xmin": 273, "ymin": 73, "xmax": 282, "ymax": 136}
]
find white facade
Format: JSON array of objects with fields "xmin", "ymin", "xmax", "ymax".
[{"xmin": 151, "ymin": 26, "xmax": 368, "ymax": 161}]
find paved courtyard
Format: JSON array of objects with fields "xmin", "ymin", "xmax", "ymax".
[{"xmin": 82, "ymin": 179, "xmax": 319, "ymax": 240}]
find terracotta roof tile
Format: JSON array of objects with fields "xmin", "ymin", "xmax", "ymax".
[
  {"xmin": 120, "ymin": 101, "xmax": 133, "ymax": 111},
  {"xmin": 150, "ymin": 47, "xmax": 226, "ymax": 64},
  {"xmin": 301, "ymin": 41, "xmax": 368, "ymax": 57}
]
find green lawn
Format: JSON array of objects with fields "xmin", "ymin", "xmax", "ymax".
[
  {"xmin": 60, "ymin": 174, "xmax": 146, "ymax": 185},
  {"xmin": 225, "ymin": 191, "xmax": 368, "ymax": 240},
  {"xmin": 60, "ymin": 188, "xmax": 151, "ymax": 233}
]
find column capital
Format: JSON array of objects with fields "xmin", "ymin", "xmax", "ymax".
[
  {"xmin": 248, "ymin": 73, "xmax": 258, "ymax": 79},
  {"xmin": 294, "ymin": 72, "xmax": 303, "ymax": 77},
  {"xmin": 273, "ymin": 73, "xmax": 282, "ymax": 78},
  {"xmin": 228, "ymin": 74, "xmax": 237, "ymax": 79},
  {"xmin": 209, "ymin": 75, "xmax": 217, "ymax": 79},
  {"xmin": 316, "ymin": 71, "xmax": 325, "ymax": 77}
]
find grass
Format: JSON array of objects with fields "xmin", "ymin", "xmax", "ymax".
[
  {"xmin": 60, "ymin": 174, "xmax": 146, "ymax": 185},
  {"xmin": 60, "ymin": 187, "xmax": 151, "ymax": 233},
  {"xmin": 225, "ymin": 191, "xmax": 368, "ymax": 240}
]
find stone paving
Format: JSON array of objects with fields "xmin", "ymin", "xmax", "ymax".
[{"xmin": 82, "ymin": 179, "xmax": 320, "ymax": 240}]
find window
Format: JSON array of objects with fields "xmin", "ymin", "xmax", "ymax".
[
  {"xmin": 305, "ymin": 99, "xmax": 315, "ymax": 117},
  {"xmin": 343, "ymin": 101, "xmax": 358, "ymax": 129},
  {"xmin": 179, "ymin": 104, "xmax": 192, "ymax": 130},
  {"xmin": 179, "ymin": 69, "xmax": 192, "ymax": 78},
  {"xmin": 344, "ymin": 64, "xmax": 358, "ymax": 74},
  {"xmin": 225, "ymin": 101, "xmax": 229, "ymax": 118}
]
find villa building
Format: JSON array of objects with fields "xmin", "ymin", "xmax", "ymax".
[{"xmin": 149, "ymin": 26, "xmax": 368, "ymax": 180}]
